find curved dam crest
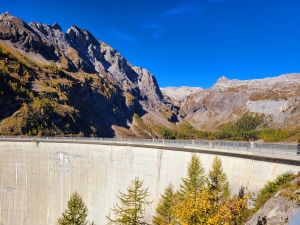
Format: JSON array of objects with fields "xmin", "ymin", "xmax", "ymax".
[{"xmin": 0, "ymin": 139, "xmax": 299, "ymax": 225}]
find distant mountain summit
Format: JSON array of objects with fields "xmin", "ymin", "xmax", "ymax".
[
  {"xmin": 0, "ymin": 12, "xmax": 299, "ymax": 138},
  {"xmin": 162, "ymin": 73, "xmax": 300, "ymax": 131}
]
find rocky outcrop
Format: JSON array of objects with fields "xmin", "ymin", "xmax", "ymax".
[
  {"xmin": 27, "ymin": 15, "xmax": 166, "ymax": 112},
  {"xmin": 161, "ymin": 86, "xmax": 203, "ymax": 107},
  {"xmin": 0, "ymin": 12, "xmax": 59, "ymax": 60},
  {"xmin": 246, "ymin": 190, "xmax": 300, "ymax": 225}
]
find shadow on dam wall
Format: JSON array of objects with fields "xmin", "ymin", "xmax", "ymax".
[{"xmin": 0, "ymin": 140, "xmax": 299, "ymax": 225}]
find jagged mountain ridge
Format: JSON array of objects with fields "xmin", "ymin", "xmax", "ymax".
[
  {"xmin": 0, "ymin": 12, "xmax": 177, "ymax": 137},
  {"xmin": 161, "ymin": 73, "xmax": 300, "ymax": 131},
  {"xmin": 0, "ymin": 12, "xmax": 165, "ymax": 105}
]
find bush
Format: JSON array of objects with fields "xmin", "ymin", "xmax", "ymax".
[{"xmin": 254, "ymin": 171, "xmax": 294, "ymax": 210}]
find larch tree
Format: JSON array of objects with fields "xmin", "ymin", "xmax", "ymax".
[
  {"xmin": 179, "ymin": 154, "xmax": 206, "ymax": 196},
  {"xmin": 171, "ymin": 187, "xmax": 213, "ymax": 225},
  {"xmin": 171, "ymin": 154, "xmax": 247, "ymax": 225},
  {"xmin": 58, "ymin": 191, "xmax": 94, "ymax": 225},
  {"xmin": 173, "ymin": 154, "xmax": 206, "ymax": 225},
  {"xmin": 106, "ymin": 177, "xmax": 152, "ymax": 225},
  {"xmin": 208, "ymin": 155, "xmax": 230, "ymax": 202},
  {"xmin": 152, "ymin": 183, "xmax": 176, "ymax": 225}
]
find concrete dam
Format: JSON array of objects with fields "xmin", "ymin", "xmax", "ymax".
[{"xmin": 0, "ymin": 137, "xmax": 299, "ymax": 225}]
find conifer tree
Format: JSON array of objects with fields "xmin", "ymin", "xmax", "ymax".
[
  {"xmin": 208, "ymin": 155, "xmax": 230, "ymax": 202},
  {"xmin": 174, "ymin": 154, "xmax": 206, "ymax": 225},
  {"xmin": 106, "ymin": 177, "xmax": 152, "ymax": 225},
  {"xmin": 179, "ymin": 154, "xmax": 206, "ymax": 196},
  {"xmin": 58, "ymin": 191, "xmax": 94, "ymax": 225},
  {"xmin": 171, "ymin": 187, "xmax": 215, "ymax": 225},
  {"xmin": 152, "ymin": 183, "xmax": 176, "ymax": 225}
]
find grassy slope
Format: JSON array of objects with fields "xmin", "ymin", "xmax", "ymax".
[{"xmin": 0, "ymin": 42, "xmax": 117, "ymax": 136}]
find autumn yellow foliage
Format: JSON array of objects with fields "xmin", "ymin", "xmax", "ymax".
[
  {"xmin": 170, "ymin": 187, "xmax": 247, "ymax": 225},
  {"xmin": 153, "ymin": 155, "xmax": 248, "ymax": 225}
]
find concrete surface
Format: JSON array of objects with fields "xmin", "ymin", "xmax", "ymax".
[{"xmin": 0, "ymin": 140, "xmax": 299, "ymax": 225}]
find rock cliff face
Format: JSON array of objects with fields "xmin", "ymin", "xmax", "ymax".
[
  {"xmin": 162, "ymin": 74, "xmax": 300, "ymax": 131},
  {"xmin": 0, "ymin": 12, "xmax": 177, "ymax": 137},
  {"xmin": 160, "ymin": 86, "xmax": 204, "ymax": 107},
  {"xmin": 0, "ymin": 12, "xmax": 165, "ymax": 106},
  {"xmin": 245, "ymin": 188, "xmax": 300, "ymax": 225}
]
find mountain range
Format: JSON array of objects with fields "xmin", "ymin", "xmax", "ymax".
[{"xmin": 0, "ymin": 12, "xmax": 299, "ymax": 140}]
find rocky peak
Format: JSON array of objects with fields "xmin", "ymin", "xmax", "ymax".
[
  {"xmin": 29, "ymin": 21, "xmax": 65, "ymax": 43},
  {"xmin": 0, "ymin": 14, "xmax": 60, "ymax": 61},
  {"xmin": 0, "ymin": 12, "xmax": 12, "ymax": 19},
  {"xmin": 67, "ymin": 25, "xmax": 99, "ymax": 49},
  {"xmin": 52, "ymin": 22, "xmax": 62, "ymax": 31},
  {"xmin": 29, "ymin": 21, "xmax": 51, "ymax": 36},
  {"xmin": 212, "ymin": 76, "xmax": 233, "ymax": 90},
  {"xmin": 218, "ymin": 76, "xmax": 229, "ymax": 82}
]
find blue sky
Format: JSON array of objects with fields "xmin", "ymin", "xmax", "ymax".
[{"xmin": 2, "ymin": 0, "xmax": 300, "ymax": 88}]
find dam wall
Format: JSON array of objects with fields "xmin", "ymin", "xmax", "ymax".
[{"xmin": 0, "ymin": 139, "xmax": 299, "ymax": 225}]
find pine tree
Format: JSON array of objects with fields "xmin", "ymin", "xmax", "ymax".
[
  {"xmin": 179, "ymin": 154, "xmax": 206, "ymax": 196},
  {"xmin": 106, "ymin": 177, "xmax": 152, "ymax": 225},
  {"xmin": 208, "ymin": 155, "xmax": 230, "ymax": 202},
  {"xmin": 152, "ymin": 183, "xmax": 176, "ymax": 225},
  {"xmin": 58, "ymin": 191, "xmax": 94, "ymax": 225}
]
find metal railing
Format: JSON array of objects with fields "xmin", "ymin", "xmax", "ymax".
[{"xmin": 0, "ymin": 135, "xmax": 298, "ymax": 156}]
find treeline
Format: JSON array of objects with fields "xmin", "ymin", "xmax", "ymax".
[
  {"xmin": 156, "ymin": 113, "xmax": 300, "ymax": 142},
  {"xmin": 58, "ymin": 154, "xmax": 248, "ymax": 225}
]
